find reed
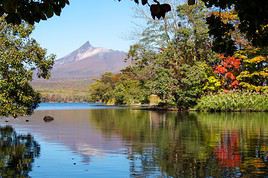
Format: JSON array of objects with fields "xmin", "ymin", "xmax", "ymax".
[{"xmin": 195, "ymin": 91, "xmax": 268, "ymax": 112}]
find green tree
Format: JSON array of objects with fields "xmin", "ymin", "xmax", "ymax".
[
  {"xmin": 175, "ymin": 62, "xmax": 211, "ymax": 110},
  {"xmin": 149, "ymin": 67, "xmax": 176, "ymax": 106},
  {"xmin": 120, "ymin": 2, "xmax": 214, "ymax": 109},
  {"xmin": 0, "ymin": 17, "xmax": 54, "ymax": 117},
  {"xmin": 149, "ymin": 2, "xmax": 214, "ymax": 109},
  {"xmin": 88, "ymin": 72, "xmax": 120, "ymax": 103},
  {"xmin": 176, "ymin": 2, "xmax": 214, "ymax": 63},
  {"xmin": 113, "ymin": 78, "xmax": 147, "ymax": 105},
  {"xmin": 88, "ymin": 71, "xmax": 149, "ymax": 105}
]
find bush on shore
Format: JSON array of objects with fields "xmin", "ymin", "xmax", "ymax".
[{"xmin": 195, "ymin": 92, "xmax": 268, "ymax": 112}]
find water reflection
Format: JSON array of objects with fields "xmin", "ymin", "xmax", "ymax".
[
  {"xmin": 0, "ymin": 126, "xmax": 40, "ymax": 177},
  {"xmin": 0, "ymin": 108, "xmax": 267, "ymax": 177},
  {"xmin": 90, "ymin": 110, "xmax": 268, "ymax": 177}
]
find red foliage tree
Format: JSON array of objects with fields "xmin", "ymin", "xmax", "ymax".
[{"xmin": 214, "ymin": 55, "xmax": 241, "ymax": 90}]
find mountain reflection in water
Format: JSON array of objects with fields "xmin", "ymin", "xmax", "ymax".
[{"xmin": 0, "ymin": 106, "xmax": 267, "ymax": 177}]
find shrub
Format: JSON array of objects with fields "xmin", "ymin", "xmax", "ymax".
[{"xmin": 195, "ymin": 91, "xmax": 268, "ymax": 112}]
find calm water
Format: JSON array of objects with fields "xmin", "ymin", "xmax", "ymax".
[
  {"xmin": 0, "ymin": 103, "xmax": 268, "ymax": 177},
  {"xmin": 37, "ymin": 102, "xmax": 117, "ymax": 110}
]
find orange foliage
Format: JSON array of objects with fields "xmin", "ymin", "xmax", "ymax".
[
  {"xmin": 223, "ymin": 56, "xmax": 241, "ymax": 69},
  {"xmin": 225, "ymin": 72, "xmax": 236, "ymax": 80},
  {"xmin": 231, "ymin": 80, "xmax": 239, "ymax": 88},
  {"xmin": 214, "ymin": 65, "xmax": 227, "ymax": 74},
  {"xmin": 211, "ymin": 11, "xmax": 238, "ymax": 23},
  {"xmin": 214, "ymin": 55, "xmax": 241, "ymax": 89}
]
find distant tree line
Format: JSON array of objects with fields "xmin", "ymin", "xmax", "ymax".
[{"xmin": 41, "ymin": 94, "xmax": 88, "ymax": 103}]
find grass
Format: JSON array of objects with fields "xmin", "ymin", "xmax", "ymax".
[{"xmin": 195, "ymin": 91, "xmax": 268, "ymax": 112}]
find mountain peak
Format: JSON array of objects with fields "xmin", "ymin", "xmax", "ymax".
[{"xmin": 79, "ymin": 41, "xmax": 93, "ymax": 50}]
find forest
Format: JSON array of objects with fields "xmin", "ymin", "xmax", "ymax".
[{"xmin": 88, "ymin": 1, "xmax": 268, "ymax": 111}]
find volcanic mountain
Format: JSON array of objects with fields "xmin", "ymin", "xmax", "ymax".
[
  {"xmin": 50, "ymin": 41, "xmax": 128, "ymax": 80},
  {"xmin": 32, "ymin": 41, "xmax": 128, "ymax": 91}
]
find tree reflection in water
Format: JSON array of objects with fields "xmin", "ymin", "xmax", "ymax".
[
  {"xmin": 90, "ymin": 110, "xmax": 268, "ymax": 177},
  {"xmin": 0, "ymin": 125, "xmax": 40, "ymax": 177}
]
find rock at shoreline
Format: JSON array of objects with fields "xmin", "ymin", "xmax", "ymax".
[{"xmin": 43, "ymin": 116, "xmax": 54, "ymax": 122}]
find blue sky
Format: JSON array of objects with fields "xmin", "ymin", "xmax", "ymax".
[{"xmin": 31, "ymin": 0, "xmax": 141, "ymax": 58}]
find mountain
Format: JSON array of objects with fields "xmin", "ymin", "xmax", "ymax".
[
  {"xmin": 50, "ymin": 41, "xmax": 128, "ymax": 80},
  {"xmin": 32, "ymin": 41, "xmax": 128, "ymax": 93}
]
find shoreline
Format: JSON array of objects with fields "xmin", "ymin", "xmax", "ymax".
[
  {"xmin": 38, "ymin": 102, "xmax": 268, "ymax": 112},
  {"xmin": 129, "ymin": 105, "xmax": 268, "ymax": 113}
]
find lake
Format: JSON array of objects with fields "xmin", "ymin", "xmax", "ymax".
[{"xmin": 0, "ymin": 103, "xmax": 267, "ymax": 177}]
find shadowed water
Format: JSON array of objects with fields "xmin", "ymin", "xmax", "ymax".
[{"xmin": 0, "ymin": 103, "xmax": 267, "ymax": 177}]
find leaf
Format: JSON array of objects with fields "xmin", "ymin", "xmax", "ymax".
[
  {"xmin": 150, "ymin": 4, "xmax": 161, "ymax": 19},
  {"xmin": 150, "ymin": 3, "xmax": 171, "ymax": 20},
  {"xmin": 5, "ymin": 13, "xmax": 21, "ymax": 24},
  {"xmin": 45, "ymin": 5, "xmax": 54, "ymax": 18},
  {"xmin": 142, "ymin": 0, "xmax": 147, "ymax": 5},
  {"xmin": 52, "ymin": 4, "xmax": 62, "ymax": 16},
  {"xmin": 2, "ymin": 0, "xmax": 17, "ymax": 13}
]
